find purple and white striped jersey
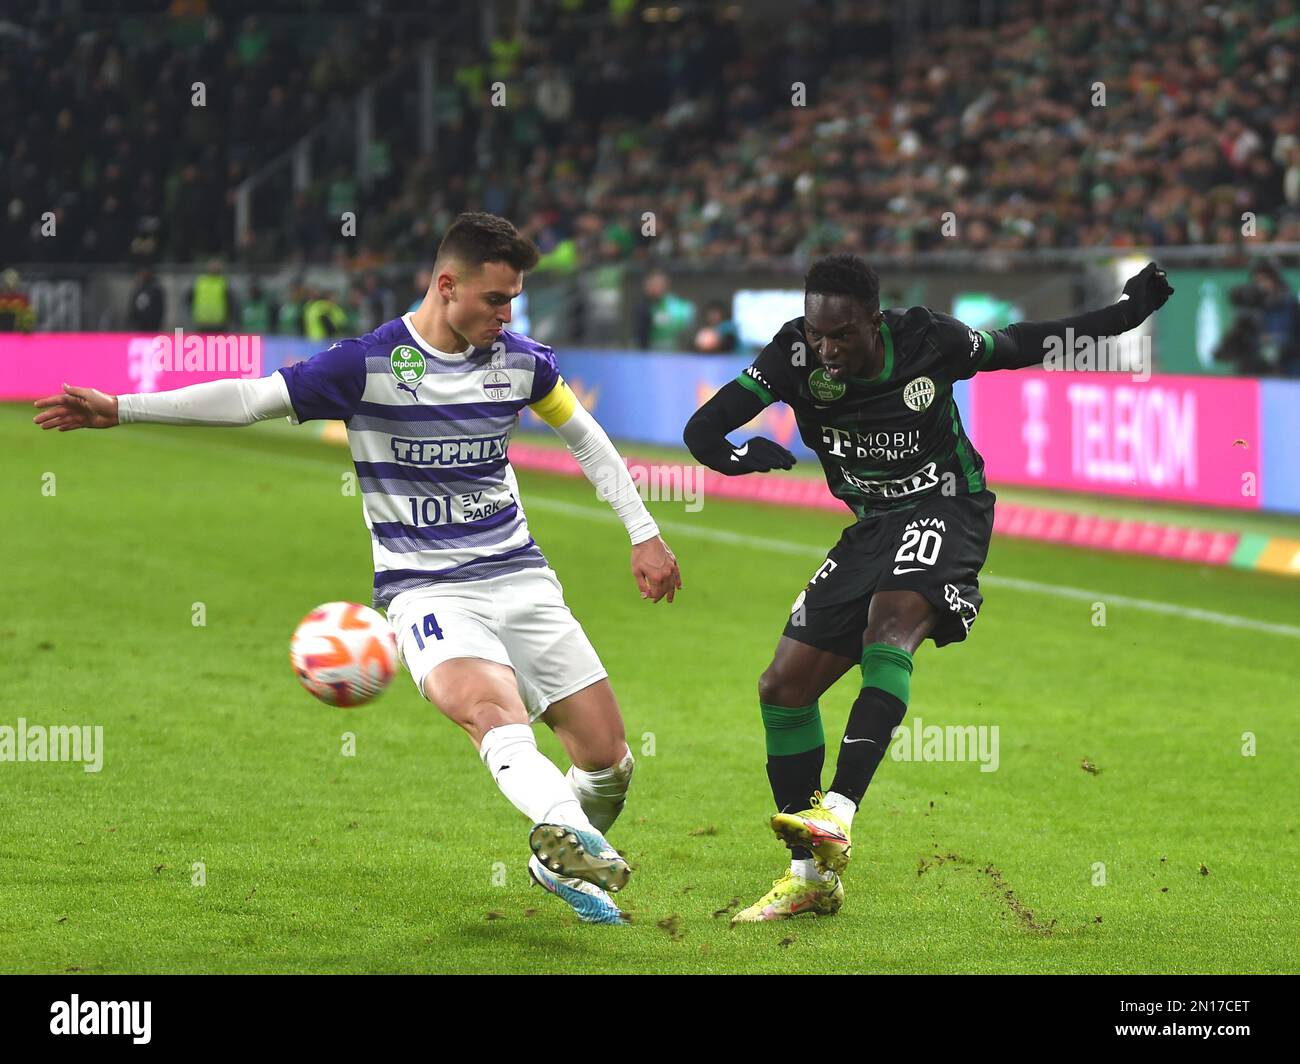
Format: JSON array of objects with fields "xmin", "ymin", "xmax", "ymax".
[{"xmin": 278, "ymin": 314, "xmax": 558, "ymax": 608}]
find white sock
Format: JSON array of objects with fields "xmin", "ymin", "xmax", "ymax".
[
  {"xmin": 479, "ymin": 724, "xmax": 593, "ymax": 830},
  {"xmin": 790, "ymin": 857, "xmax": 835, "ymax": 883},
  {"xmin": 823, "ymin": 790, "xmax": 857, "ymax": 828},
  {"xmin": 565, "ymin": 746, "xmax": 634, "ymax": 833}
]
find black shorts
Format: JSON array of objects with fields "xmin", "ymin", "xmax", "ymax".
[{"xmin": 782, "ymin": 490, "xmax": 996, "ymax": 658}]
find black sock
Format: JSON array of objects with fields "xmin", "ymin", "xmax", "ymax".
[
  {"xmin": 760, "ymin": 701, "xmax": 824, "ymax": 862},
  {"xmin": 766, "ymin": 747, "xmax": 824, "ymax": 861},
  {"xmin": 828, "ymin": 687, "xmax": 905, "ymax": 805},
  {"xmin": 828, "ymin": 644, "xmax": 913, "ymax": 806}
]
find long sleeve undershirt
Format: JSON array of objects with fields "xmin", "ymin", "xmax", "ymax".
[
  {"xmin": 544, "ymin": 400, "xmax": 660, "ymax": 545},
  {"xmin": 117, "ymin": 373, "xmax": 293, "ymax": 425}
]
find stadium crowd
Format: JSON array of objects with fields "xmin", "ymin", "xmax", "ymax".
[{"xmin": 3, "ymin": 0, "xmax": 1299, "ymax": 274}]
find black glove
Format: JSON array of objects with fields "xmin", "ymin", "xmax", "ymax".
[
  {"xmin": 723, "ymin": 436, "xmax": 796, "ymax": 474},
  {"xmin": 1121, "ymin": 262, "xmax": 1175, "ymax": 324}
]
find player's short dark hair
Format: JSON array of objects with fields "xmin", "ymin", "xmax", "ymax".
[
  {"xmin": 436, "ymin": 212, "xmax": 540, "ymax": 275},
  {"xmin": 804, "ymin": 254, "xmax": 880, "ymax": 315}
]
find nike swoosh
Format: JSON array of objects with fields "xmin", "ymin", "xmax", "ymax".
[
  {"xmin": 732, "ymin": 443, "xmax": 749, "ymax": 457},
  {"xmin": 892, "ymin": 566, "xmax": 926, "ymax": 575},
  {"xmin": 842, "ymin": 736, "xmax": 876, "ymax": 745}
]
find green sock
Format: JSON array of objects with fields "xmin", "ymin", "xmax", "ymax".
[{"xmin": 761, "ymin": 702, "xmax": 826, "ymax": 856}]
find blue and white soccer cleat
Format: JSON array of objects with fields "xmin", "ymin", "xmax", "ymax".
[
  {"xmin": 528, "ymin": 823, "xmax": 631, "ymax": 893},
  {"xmin": 527, "ymin": 855, "xmax": 628, "ymax": 925}
]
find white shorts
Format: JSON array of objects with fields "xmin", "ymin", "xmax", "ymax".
[{"xmin": 386, "ymin": 567, "xmax": 608, "ymax": 721}]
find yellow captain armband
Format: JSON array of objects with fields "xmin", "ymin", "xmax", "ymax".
[{"xmin": 531, "ymin": 377, "xmax": 579, "ymax": 427}]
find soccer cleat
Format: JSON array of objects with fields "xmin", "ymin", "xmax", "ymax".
[
  {"xmin": 528, "ymin": 823, "xmax": 631, "ymax": 893},
  {"xmin": 730, "ymin": 869, "xmax": 844, "ymax": 924},
  {"xmin": 770, "ymin": 793, "xmax": 852, "ymax": 875},
  {"xmin": 528, "ymin": 855, "xmax": 628, "ymax": 925}
]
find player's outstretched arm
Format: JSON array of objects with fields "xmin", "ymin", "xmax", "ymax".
[
  {"xmin": 531, "ymin": 378, "xmax": 682, "ymax": 603},
  {"xmin": 682, "ymin": 379, "xmax": 795, "ymax": 475},
  {"xmin": 33, "ymin": 375, "xmax": 295, "ymax": 431},
  {"xmin": 970, "ymin": 261, "xmax": 1175, "ymax": 373}
]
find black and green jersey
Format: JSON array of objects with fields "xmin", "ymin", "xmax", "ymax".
[{"xmin": 737, "ymin": 306, "xmax": 1004, "ymax": 517}]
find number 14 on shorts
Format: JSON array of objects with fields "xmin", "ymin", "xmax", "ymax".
[{"xmin": 410, "ymin": 611, "xmax": 444, "ymax": 649}]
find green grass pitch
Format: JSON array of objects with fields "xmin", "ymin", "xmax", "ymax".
[{"xmin": 1, "ymin": 404, "xmax": 1297, "ymax": 974}]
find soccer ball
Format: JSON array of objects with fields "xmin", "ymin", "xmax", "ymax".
[{"xmin": 290, "ymin": 601, "xmax": 398, "ymax": 707}]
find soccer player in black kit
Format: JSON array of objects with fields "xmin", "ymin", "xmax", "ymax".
[{"xmin": 684, "ymin": 254, "xmax": 1173, "ymax": 921}]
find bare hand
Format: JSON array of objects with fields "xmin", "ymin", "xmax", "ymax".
[
  {"xmin": 33, "ymin": 384, "xmax": 120, "ymax": 431},
  {"xmin": 632, "ymin": 536, "xmax": 682, "ymax": 604}
]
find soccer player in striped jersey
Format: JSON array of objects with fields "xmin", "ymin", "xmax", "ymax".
[{"xmin": 33, "ymin": 212, "xmax": 681, "ymax": 926}]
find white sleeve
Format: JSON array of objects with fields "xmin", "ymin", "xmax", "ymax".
[
  {"xmin": 117, "ymin": 373, "xmax": 294, "ymax": 426},
  {"xmin": 547, "ymin": 403, "xmax": 660, "ymax": 544}
]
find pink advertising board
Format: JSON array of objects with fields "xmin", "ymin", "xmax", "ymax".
[
  {"xmin": 0, "ymin": 332, "xmax": 260, "ymax": 401},
  {"xmin": 969, "ymin": 370, "xmax": 1262, "ymax": 509},
  {"xmin": 504, "ymin": 444, "xmax": 1255, "ymax": 570}
]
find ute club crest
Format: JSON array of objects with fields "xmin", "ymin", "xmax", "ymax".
[{"xmin": 483, "ymin": 369, "xmax": 512, "ymax": 399}]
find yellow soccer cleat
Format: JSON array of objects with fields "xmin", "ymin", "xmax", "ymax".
[
  {"xmin": 770, "ymin": 793, "xmax": 852, "ymax": 875},
  {"xmin": 730, "ymin": 869, "xmax": 844, "ymax": 923}
]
